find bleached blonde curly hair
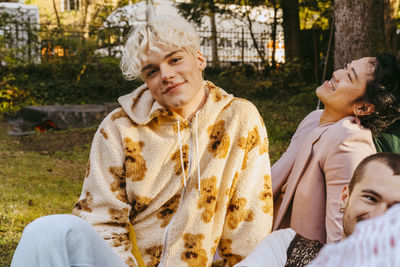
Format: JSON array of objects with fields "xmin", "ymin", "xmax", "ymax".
[{"xmin": 120, "ymin": 16, "xmax": 200, "ymax": 81}]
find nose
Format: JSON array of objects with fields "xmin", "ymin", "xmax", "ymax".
[
  {"xmin": 160, "ymin": 64, "xmax": 175, "ymax": 82},
  {"xmin": 332, "ymin": 68, "xmax": 344, "ymax": 80}
]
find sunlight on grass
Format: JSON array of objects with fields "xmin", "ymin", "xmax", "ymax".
[{"xmin": 0, "ymin": 124, "xmax": 91, "ymax": 266}]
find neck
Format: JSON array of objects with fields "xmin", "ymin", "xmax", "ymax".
[
  {"xmin": 172, "ymin": 83, "xmax": 206, "ymax": 120},
  {"xmin": 319, "ymin": 109, "xmax": 348, "ymax": 125}
]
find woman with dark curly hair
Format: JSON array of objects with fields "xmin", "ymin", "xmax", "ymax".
[{"xmin": 272, "ymin": 53, "xmax": 400, "ymax": 244}]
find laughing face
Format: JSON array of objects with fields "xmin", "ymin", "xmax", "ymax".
[
  {"xmin": 316, "ymin": 57, "xmax": 375, "ymax": 119},
  {"xmin": 141, "ymin": 46, "xmax": 207, "ymax": 119},
  {"xmin": 342, "ymin": 160, "xmax": 400, "ymax": 237}
]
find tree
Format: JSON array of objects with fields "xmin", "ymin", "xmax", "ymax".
[
  {"xmin": 51, "ymin": 0, "xmax": 62, "ymax": 29},
  {"xmin": 280, "ymin": 0, "xmax": 303, "ymax": 61},
  {"xmin": 334, "ymin": 0, "xmax": 385, "ymax": 69},
  {"xmin": 384, "ymin": 0, "xmax": 399, "ymax": 54},
  {"xmin": 79, "ymin": 0, "xmax": 126, "ymax": 36},
  {"xmin": 177, "ymin": 0, "xmax": 278, "ymax": 67},
  {"xmin": 223, "ymin": 0, "xmax": 277, "ymax": 67},
  {"xmin": 270, "ymin": 0, "xmax": 278, "ymax": 68},
  {"xmin": 177, "ymin": 0, "xmax": 220, "ymax": 67}
]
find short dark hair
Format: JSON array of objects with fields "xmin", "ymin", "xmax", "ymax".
[
  {"xmin": 358, "ymin": 53, "xmax": 400, "ymax": 135},
  {"xmin": 349, "ymin": 152, "xmax": 400, "ymax": 194}
]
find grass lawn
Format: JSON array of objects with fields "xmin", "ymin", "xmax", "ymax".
[
  {"xmin": 0, "ymin": 97, "xmax": 313, "ymax": 266},
  {"xmin": 0, "ymin": 122, "xmax": 96, "ymax": 266}
]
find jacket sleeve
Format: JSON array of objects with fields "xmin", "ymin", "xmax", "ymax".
[
  {"xmin": 219, "ymin": 109, "xmax": 273, "ymax": 267},
  {"xmin": 72, "ymin": 116, "xmax": 138, "ymax": 267},
  {"xmin": 272, "ymin": 110, "xmax": 322, "ymax": 196},
  {"xmin": 323, "ymin": 126, "xmax": 376, "ymax": 243},
  {"xmin": 233, "ymin": 229, "xmax": 296, "ymax": 267}
]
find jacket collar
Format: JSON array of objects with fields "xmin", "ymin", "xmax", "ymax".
[{"xmin": 118, "ymin": 81, "xmax": 234, "ymax": 126}]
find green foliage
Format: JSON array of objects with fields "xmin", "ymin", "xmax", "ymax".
[
  {"xmin": 1, "ymin": 55, "xmax": 316, "ymax": 118},
  {"xmin": 176, "ymin": 1, "xmax": 212, "ymax": 26},
  {"xmin": 299, "ymin": 0, "xmax": 331, "ymax": 30},
  {"xmin": 2, "ymin": 60, "xmax": 141, "ymax": 112},
  {"xmin": 0, "ymin": 35, "xmax": 19, "ymax": 67},
  {"xmin": 39, "ymin": 23, "xmax": 100, "ymax": 63},
  {"xmin": 175, "ymin": 0, "xmax": 268, "ymax": 25},
  {"xmin": 0, "ymin": 6, "xmax": 41, "ymax": 65},
  {"xmin": 205, "ymin": 58, "xmax": 314, "ymax": 99},
  {"xmin": 0, "ymin": 74, "xmax": 35, "ymax": 117}
]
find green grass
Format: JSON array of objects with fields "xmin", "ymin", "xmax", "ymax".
[
  {"xmin": 0, "ymin": 123, "xmax": 95, "ymax": 266},
  {"xmin": 0, "ymin": 95, "xmax": 314, "ymax": 266}
]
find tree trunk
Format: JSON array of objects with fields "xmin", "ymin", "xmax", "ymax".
[
  {"xmin": 52, "ymin": 0, "xmax": 62, "ymax": 29},
  {"xmin": 271, "ymin": 0, "xmax": 277, "ymax": 68},
  {"xmin": 246, "ymin": 13, "xmax": 267, "ymax": 66},
  {"xmin": 281, "ymin": 0, "xmax": 302, "ymax": 61},
  {"xmin": 334, "ymin": 0, "xmax": 385, "ymax": 69},
  {"xmin": 210, "ymin": 11, "xmax": 219, "ymax": 68},
  {"xmin": 80, "ymin": 0, "xmax": 90, "ymax": 37},
  {"xmin": 384, "ymin": 0, "xmax": 399, "ymax": 54}
]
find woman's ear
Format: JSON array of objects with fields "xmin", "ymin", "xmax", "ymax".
[{"xmin": 354, "ymin": 103, "xmax": 375, "ymax": 116}]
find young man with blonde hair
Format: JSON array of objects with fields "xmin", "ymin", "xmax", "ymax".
[{"xmin": 11, "ymin": 16, "xmax": 272, "ymax": 267}]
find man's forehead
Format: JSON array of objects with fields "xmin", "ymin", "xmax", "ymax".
[
  {"xmin": 141, "ymin": 47, "xmax": 184, "ymax": 66},
  {"xmin": 358, "ymin": 161, "xmax": 400, "ymax": 188}
]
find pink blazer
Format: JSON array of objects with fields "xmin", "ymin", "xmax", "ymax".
[{"xmin": 272, "ymin": 110, "xmax": 376, "ymax": 243}]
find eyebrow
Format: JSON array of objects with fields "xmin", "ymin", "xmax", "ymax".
[
  {"xmin": 361, "ymin": 189, "xmax": 381, "ymax": 199},
  {"xmin": 141, "ymin": 50, "xmax": 183, "ymax": 73}
]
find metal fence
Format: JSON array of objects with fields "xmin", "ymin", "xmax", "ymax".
[
  {"xmin": 0, "ymin": 20, "xmax": 284, "ymax": 65},
  {"xmin": 198, "ymin": 28, "xmax": 284, "ymax": 65}
]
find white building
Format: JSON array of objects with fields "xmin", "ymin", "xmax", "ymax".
[
  {"xmin": 102, "ymin": 0, "xmax": 284, "ymax": 65},
  {"xmin": 0, "ymin": 2, "xmax": 40, "ymax": 63}
]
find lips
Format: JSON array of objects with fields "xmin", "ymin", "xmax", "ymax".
[
  {"xmin": 163, "ymin": 82, "xmax": 184, "ymax": 94},
  {"xmin": 324, "ymin": 79, "xmax": 335, "ymax": 91}
]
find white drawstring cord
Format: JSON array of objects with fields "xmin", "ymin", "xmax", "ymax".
[
  {"xmin": 177, "ymin": 120, "xmax": 187, "ymax": 187},
  {"xmin": 195, "ymin": 112, "xmax": 201, "ymax": 195}
]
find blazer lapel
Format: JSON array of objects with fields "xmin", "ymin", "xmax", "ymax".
[{"xmin": 273, "ymin": 124, "xmax": 331, "ymax": 230}]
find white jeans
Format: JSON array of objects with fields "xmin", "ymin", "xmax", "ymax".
[{"xmin": 11, "ymin": 214, "xmax": 127, "ymax": 267}]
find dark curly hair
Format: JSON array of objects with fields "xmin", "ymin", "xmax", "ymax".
[{"xmin": 357, "ymin": 53, "xmax": 400, "ymax": 136}]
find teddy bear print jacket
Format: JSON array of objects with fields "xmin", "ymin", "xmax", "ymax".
[{"xmin": 73, "ymin": 81, "xmax": 273, "ymax": 267}]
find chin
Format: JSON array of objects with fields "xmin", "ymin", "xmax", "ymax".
[
  {"xmin": 315, "ymin": 89, "xmax": 323, "ymax": 102},
  {"xmin": 315, "ymin": 84, "xmax": 322, "ymax": 93}
]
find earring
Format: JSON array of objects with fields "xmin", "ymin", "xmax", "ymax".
[
  {"xmin": 339, "ymin": 205, "xmax": 345, "ymax": 213},
  {"xmin": 354, "ymin": 113, "xmax": 360, "ymax": 125}
]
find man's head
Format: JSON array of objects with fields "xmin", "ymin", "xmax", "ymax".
[
  {"xmin": 341, "ymin": 152, "xmax": 400, "ymax": 237},
  {"xmin": 120, "ymin": 16, "xmax": 207, "ymax": 118}
]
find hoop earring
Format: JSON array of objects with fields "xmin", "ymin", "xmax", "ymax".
[
  {"xmin": 354, "ymin": 113, "xmax": 360, "ymax": 125},
  {"xmin": 339, "ymin": 206, "xmax": 345, "ymax": 213}
]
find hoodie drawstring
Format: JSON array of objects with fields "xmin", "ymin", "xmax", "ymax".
[
  {"xmin": 177, "ymin": 120, "xmax": 187, "ymax": 187},
  {"xmin": 195, "ymin": 111, "xmax": 201, "ymax": 195},
  {"xmin": 177, "ymin": 111, "xmax": 201, "ymax": 195}
]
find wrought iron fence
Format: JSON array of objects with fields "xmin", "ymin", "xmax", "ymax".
[{"xmin": 1, "ymin": 20, "xmax": 284, "ymax": 65}]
